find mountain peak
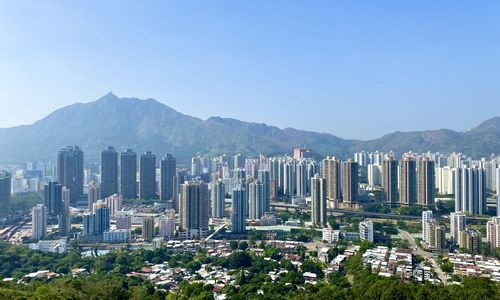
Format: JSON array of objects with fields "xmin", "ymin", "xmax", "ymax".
[{"xmin": 96, "ymin": 91, "xmax": 120, "ymax": 102}]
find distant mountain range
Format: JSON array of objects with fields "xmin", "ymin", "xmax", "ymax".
[{"xmin": 0, "ymin": 93, "xmax": 499, "ymax": 165}]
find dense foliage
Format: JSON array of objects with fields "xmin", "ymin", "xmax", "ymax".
[{"xmin": 2, "ymin": 241, "xmax": 500, "ymax": 299}]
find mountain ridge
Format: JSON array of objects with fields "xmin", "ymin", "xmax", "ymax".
[{"xmin": 0, "ymin": 93, "xmax": 499, "ymax": 164}]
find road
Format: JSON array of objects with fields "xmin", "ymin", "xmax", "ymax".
[
  {"xmin": 270, "ymin": 203, "xmax": 421, "ymax": 220},
  {"xmin": 398, "ymin": 229, "xmax": 448, "ymax": 284},
  {"xmin": 205, "ymin": 223, "xmax": 228, "ymax": 241},
  {"xmin": 270, "ymin": 202, "xmax": 490, "ymax": 221}
]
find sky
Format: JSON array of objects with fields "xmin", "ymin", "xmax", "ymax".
[{"xmin": 1, "ymin": 1, "xmax": 500, "ymax": 140}]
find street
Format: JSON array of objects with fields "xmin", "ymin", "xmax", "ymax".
[{"xmin": 398, "ymin": 229, "xmax": 449, "ymax": 284}]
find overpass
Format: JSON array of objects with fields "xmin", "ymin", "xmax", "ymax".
[{"xmin": 269, "ymin": 203, "xmax": 490, "ymax": 221}]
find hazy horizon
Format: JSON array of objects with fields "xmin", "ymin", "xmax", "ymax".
[{"xmin": 1, "ymin": 1, "xmax": 500, "ymax": 139}]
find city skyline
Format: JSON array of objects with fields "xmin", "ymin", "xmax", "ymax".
[{"xmin": 2, "ymin": 1, "xmax": 500, "ymax": 139}]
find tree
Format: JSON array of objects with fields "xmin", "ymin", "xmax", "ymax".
[
  {"xmin": 229, "ymin": 240, "xmax": 238, "ymax": 250},
  {"xmin": 301, "ymin": 259, "xmax": 324, "ymax": 279},
  {"xmin": 238, "ymin": 241, "xmax": 248, "ymax": 251}
]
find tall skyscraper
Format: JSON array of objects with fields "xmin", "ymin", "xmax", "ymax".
[
  {"xmin": 296, "ymin": 161, "xmax": 308, "ymax": 198},
  {"xmin": 191, "ymin": 156, "xmax": 203, "ymax": 177},
  {"xmin": 173, "ymin": 169, "xmax": 188, "ymax": 212},
  {"xmin": 258, "ymin": 169, "xmax": 271, "ymax": 213},
  {"xmin": 210, "ymin": 179, "xmax": 225, "ymax": 218},
  {"xmin": 100, "ymin": 146, "xmax": 118, "ymax": 198},
  {"xmin": 58, "ymin": 187, "xmax": 71, "ymax": 236},
  {"xmin": 382, "ymin": 156, "xmax": 398, "ymax": 204},
  {"xmin": 32, "ymin": 204, "xmax": 47, "ymax": 240},
  {"xmin": 283, "ymin": 161, "xmax": 296, "ymax": 197},
  {"xmin": 231, "ymin": 185, "xmax": 247, "ymax": 234},
  {"xmin": 57, "ymin": 146, "xmax": 84, "ymax": 204},
  {"xmin": 367, "ymin": 163, "xmax": 382, "ymax": 187},
  {"xmin": 399, "ymin": 156, "xmax": 417, "ymax": 205},
  {"xmin": 160, "ymin": 154, "xmax": 176, "ymax": 206},
  {"xmin": 120, "ymin": 149, "xmax": 137, "ymax": 199},
  {"xmin": 455, "ymin": 167, "xmax": 487, "ymax": 215},
  {"xmin": 0, "ymin": 171, "xmax": 11, "ymax": 216},
  {"xmin": 142, "ymin": 216, "xmax": 155, "ymax": 241},
  {"xmin": 417, "ymin": 157, "xmax": 435, "ymax": 207},
  {"xmin": 450, "ymin": 211, "xmax": 466, "ymax": 244},
  {"xmin": 268, "ymin": 157, "xmax": 283, "ymax": 196},
  {"xmin": 233, "ymin": 153, "xmax": 246, "ymax": 170},
  {"xmin": 179, "ymin": 180, "xmax": 209, "ymax": 237},
  {"xmin": 342, "ymin": 159, "xmax": 359, "ymax": 204},
  {"xmin": 139, "ymin": 151, "xmax": 156, "ymax": 200},
  {"xmin": 248, "ymin": 180, "xmax": 264, "ymax": 220},
  {"xmin": 44, "ymin": 181, "xmax": 63, "ymax": 216},
  {"xmin": 322, "ymin": 156, "xmax": 341, "ymax": 207},
  {"xmin": 307, "ymin": 161, "xmax": 319, "ymax": 195},
  {"xmin": 87, "ymin": 181, "xmax": 100, "ymax": 210},
  {"xmin": 311, "ymin": 174, "xmax": 327, "ymax": 227}
]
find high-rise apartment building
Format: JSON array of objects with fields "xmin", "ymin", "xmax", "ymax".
[
  {"xmin": 105, "ymin": 194, "xmax": 123, "ymax": 218},
  {"xmin": 210, "ymin": 179, "xmax": 225, "ymax": 218},
  {"xmin": 322, "ymin": 156, "xmax": 341, "ymax": 207},
  {"xmin": 342, "ymin": 159, "xmax": 359, "ymax": 204},
  {"xmin": 44, "ymin": 181, "xmax": 63, "ymax": 216},
  {"xmin": 160, "ymin": 154, "xmax": 176, "ymax": 207},
  {"xmin": 231, "ymin": 185, "xmax": 247, "ymax": 234},
  {"xmin": 32, "ymin": 204, "xmax": 47, "ymax": 240},
  {"xmin": 248, "ymin": 180, "xmax": 264, "ymax": 220},
  {"xmin": 233, "ymin": 153, "xmax": 246, "ymax": 170},
  {"xmin": 159, "ymin": 210, "xmax": 176, "ymax": 238},
  {"xmin": 258, "ymin": 169, "xmax": 271, "ymax": 213},
  {"xmin": 179, "ymin": 180, "xmax": 209, "ymax": 237},
  {"xmin": 422, "ymin": 210, "xmax": 433, "ymax": 244},
  {"xmin": 455, "ymin": 167, "xmax": 487, "ymax": 215},
  {"xmin": 450, "ymin": 212, "xmax": 467, "ymax": 244},
  {"xmin": 417, "ymin": 157, "xmax": 435, "ymax": 207},
  {"xmin": 311, "ymin": 174, "xmax": 327, "ymax": 227},
  {"xmin": 57, "ymin": 146, "xmax": 84, "ymax": 204},
  {"xmin": 116, "ymin": 213, "xmax": 132, "ymax": 230},
  {"xmin": 382, "ymin": 156, "xmax": 398, "ymax": 204},
  {"xmin": 87, "ymin": 181, "xmax": 100, "ymax": 210},
  {"xmin": 296, "ymin": 161, "xmax": 308, "ymax": 198},
  {"xmin": 359, "ymin": 220, "xmax": 374, "ymax": 242},
  {"xmin": 139, "ymin": 151, "xmax": 156, "ymax": 200},
  {"xmin": 58, "ymin": 187, "xmax": 71, "ymax": 236},
  {"xmin": 367, "ymin": 163, "xmax": 382, "ymax": 187},
  {"xmin": 120, "ymin": 149, "xmax": 137, "ymax": 199},
  {"xmin": 100, "ymin": 146, "xmax": 118, "ymax": 198},
  {"xmin": 487, "ymin": 217, "xmax": 500, "ymax": 250},
  {"xmin": 399, "ymin": 156, "xmax": 417, "ymax": 205},
  {"xmin": 142, "ymin": 216, "xmax": 155, "ymax": 241},
  {"xmin": 0, "ymin": 171, "xmax": 11, "ymax": 216}
]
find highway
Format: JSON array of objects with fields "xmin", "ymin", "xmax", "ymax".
[
  {"xmin": 270, "ymin": 203, "xmax": 421, "ymax": 220},
  {"xmin": 270, "ymin": 202, "xmax": 490, "ymax": 221}
]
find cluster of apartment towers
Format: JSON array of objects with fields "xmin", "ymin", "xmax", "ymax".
[{"xmin": 30, "ymin": 146, "xmax": 494, "ymax": 241}]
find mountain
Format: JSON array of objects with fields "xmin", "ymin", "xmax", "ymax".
[
  {"xmin": 0, "ymin": 93, "xmax": 352, "ymax": 164},
  {"xmin": 0, "ymin": 93, "xmax": 499, "ymax": 165}
]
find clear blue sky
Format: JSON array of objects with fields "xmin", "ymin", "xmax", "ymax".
[{"xmin": 1, "ymin": 1, "xmax": 499, "ymax": 139}]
